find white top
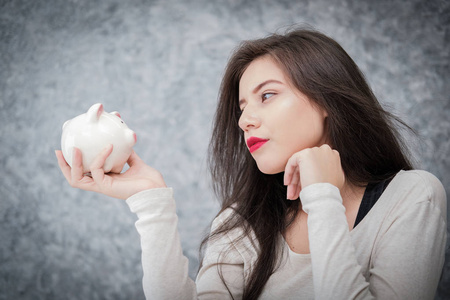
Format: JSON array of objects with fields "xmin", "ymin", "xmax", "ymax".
[{"xmin": 126, "ymin": 170, "xmax": 447, "ymax": 299}]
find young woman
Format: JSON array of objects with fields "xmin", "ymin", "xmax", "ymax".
[{"xmin": 56, "ymin": 28, "xmax": 447, "ymax": 299}]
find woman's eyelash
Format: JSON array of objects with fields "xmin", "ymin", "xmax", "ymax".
[
  {"xmin": 237, "ymin": 92, "xmax": 275, "ymax": 116},
  {"xmin": 262, "ymin": 93, "xmax": 275, "ymax": 100}
]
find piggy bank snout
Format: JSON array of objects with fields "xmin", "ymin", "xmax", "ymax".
[{"xmin": 128, "ymin": 130, "xmax": 137, "ymax": 145}]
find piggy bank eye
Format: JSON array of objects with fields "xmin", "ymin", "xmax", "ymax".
[{"xmin": 121, "ymin": 121, "xmax": 124, "ymax": 123}]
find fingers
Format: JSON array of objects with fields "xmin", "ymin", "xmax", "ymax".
[
  {"xmin": 56, "ymin": 146, "xmax": 112, "ymax": 191},
  {"xmin": 287, "ymin": 184, "xmax": 301, "ymax": 200},
  {"xmin": 288, "ymin": 165, "xmax": 301, "ymax": 200},
  {"xmin": 55, "ymin": 146, "xmax": 167, "ymax": 199},
  {"xmin": 284, "ymin": 154, "xmax": 299, "ymax": 185},
  {"xmin": 127, "ymin": 150, "xmax": 143, "ymax": 167},
  {"xmin": 90, "ymin": 144, "xmax": 113, "ymax": 184},
  {"xmin": 55, "ymin": 150, "xmax": 72, "ymax": 182},
  {"xmin": 55, "ymin": 147, "xmax": 85, "ymax": 185},
  {"xmin": 293, "ymin": 183, "xmax": 302, "ymax": 200},
  {"xmin": 56, "ymin": 148, "xmax": 93, "ymax": 189},
  {"xmin": 284, "ymin": 144, "xmax": 345, "ymax": 199},
  {"xmin": 284, "ymin": 153, "xmax": 301, "ymax": 200},
  {"xmin": 71, "ymin": 147, "xmax": 85, "ymax": 183}
]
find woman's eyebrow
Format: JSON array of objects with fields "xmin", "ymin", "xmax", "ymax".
[
  {"xmin": 252, "ymin": 79, "xmax": 283, "ymax": 94},
  {"xmin": 239, "ymin": 79, "xmax": 283, "ymax": 106}
]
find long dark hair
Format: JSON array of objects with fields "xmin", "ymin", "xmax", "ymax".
[{"xmin": 201, "ymin": 27, "xmax": 413, "ymax": 299}]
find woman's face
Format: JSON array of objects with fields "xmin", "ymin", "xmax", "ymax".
[{"xmin": 238, "ymin": 55, "xmax": 328, "ymax": 174}]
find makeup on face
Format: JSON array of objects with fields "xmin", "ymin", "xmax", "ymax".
[
  {"xmin": 238, "ymin": 55, "xmax": 328, "ymax": 174},
  {"xmin": 247, "ymin": 137, "xmax": 269, "ymax": 153}
]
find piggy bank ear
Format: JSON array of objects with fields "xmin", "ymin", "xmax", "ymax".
[
  {"xmin": 87, "ymin": 103, "xmax": 104, "ymax": 123},
  {"xmin": 110, "ymin": 111, "xmax": 121, "ymax": 118}
]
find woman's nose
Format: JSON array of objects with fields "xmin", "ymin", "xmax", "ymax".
[{"xmin": 238, "ymin": 106, "xmax": 261, "ymax": 131}]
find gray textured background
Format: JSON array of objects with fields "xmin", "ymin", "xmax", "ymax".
[{"xmin": 1, "ymin": 0, "xmax": 449, "ymax": 299}]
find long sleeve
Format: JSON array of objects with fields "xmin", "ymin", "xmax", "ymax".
[
  {"xmin": 300, "ymin": 171, "xmax": 447, "ymax": 300},
  {"xmin": 126, "ymin": 188, "xmax": 246, "ymax": 300}
]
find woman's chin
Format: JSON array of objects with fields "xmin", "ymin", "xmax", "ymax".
[{"xmin": 256, "ymin": 162, "xmax": 284, "ymax": 175}]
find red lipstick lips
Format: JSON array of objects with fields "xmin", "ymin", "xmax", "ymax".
[{"xmin": 247, "ymin": 137, "xmax": 269, "ymax": 153}]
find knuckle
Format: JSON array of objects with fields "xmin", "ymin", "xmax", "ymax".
[
  {"xmin": 321, "ymin": 144, "xmax": 331, "ymax": 150},
  {"xmin": 303, "ymin": 148, "xmax": 313, "ymax": 154},
  {"xmin": 69, "ymin": 181, "xmax": 78, "ymax": 188},
  {"xmin": 89, "ymin": 160, "xmax": 97, "ymax": 168}
]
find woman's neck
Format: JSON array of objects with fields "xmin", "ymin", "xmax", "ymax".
[{"xmin": 340, "ymin": 181, "xmax": 367, "ymax": 229}]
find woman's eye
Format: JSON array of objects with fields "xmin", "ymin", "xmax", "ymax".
[{"xmin": 262, "ymin": 93, "xmax": 275, "ymax": 101}]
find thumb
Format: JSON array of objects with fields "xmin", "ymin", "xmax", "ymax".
[{"xmin": 127, "ymin": 150, "xmax": 143, "ymax": 167}]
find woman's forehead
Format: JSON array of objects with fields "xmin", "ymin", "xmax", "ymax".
[{"xmin": 239, "ymin": 57, "xmax": 288, "ymax": 91}]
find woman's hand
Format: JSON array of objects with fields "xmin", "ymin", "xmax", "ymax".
[
  {"xmin": 55, "ymin": 145, "xmax": 167, "ymax": 200},
  {"xmin": 283, "ymin": 144, "xmax": 345, "ymax": 200}
]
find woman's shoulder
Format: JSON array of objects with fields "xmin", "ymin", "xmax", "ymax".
[
  {"xmin": 386, "ymin": 170, "xmax": 446, "ymax": 217},
  {"xmin": 395, "ymin": 169, "xmax": 442, "ymax": 184},
  {"xmin": 211, "ymin": 206, "xmax": 236, "ymax": 230},
  {"xmin": 212, "ymin": 206, "xmax": 255, "ymax": 245},
  {"xmin": 393, "ymin": 170, "xmax": 445, "ymax": 199},
  {"xmin": 205, "ymin": 207, "xmax": 257, "ymax": 269}
]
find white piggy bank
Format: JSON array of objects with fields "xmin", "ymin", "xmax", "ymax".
[{"xmin": 61, "ymin": 103, "xmax": 137, "ymax": 174}]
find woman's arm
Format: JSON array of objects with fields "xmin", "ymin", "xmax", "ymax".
[
  {"xmin": 300, "ymin": 172, "xmax": 446, "ymax": 300},
  {"xmin": 284, "ymin": 145, "xmax": 446, "ymax": 299},
  {"xmin": 126, "ymin": 188, "xmax": 197, "ymax": 299},
  {"xmin": 300, "ymin": 183, "xmax": 373, "ymax": 299},
  {"xmin": 127, "ymin": 189, "xmax": 245, "ymax": 299},
  {"xmin": 56, "ymin": 146, "xmax": 245, "ymax": 299}
]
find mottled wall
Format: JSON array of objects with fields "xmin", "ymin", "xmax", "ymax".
[{"xmin": 0, "ymin": 0, "xmax": 449, "ymax": 299}]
